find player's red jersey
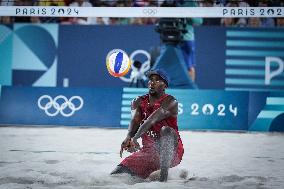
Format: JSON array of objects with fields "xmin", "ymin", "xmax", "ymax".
[
  {"xmin": 120, "ymin": 93, "xmax": 184, "ymax": 179},
  {"xmin": 139, "ymin": 94, "xmax": 183, "ymax": 149}
]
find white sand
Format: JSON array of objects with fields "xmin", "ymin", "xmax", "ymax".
[{"xmin": 0, "ymin": 127, "xmax": 283, "ymax": 189}]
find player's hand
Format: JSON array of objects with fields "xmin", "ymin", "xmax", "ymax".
[
  {"xmin": 126, "ymin": 146, "xmax": 139, "ymax": 153},
  {"xmin": 129, "ymin": 137, "xmax": 141, "ymax": 151},
  {"xmin": 119, "ymin": 136, "xmax": 131, "ymax": 158}
]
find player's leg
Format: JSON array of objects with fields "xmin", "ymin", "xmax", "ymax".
[
  {"xmin": 159, "ymin": 126, "xmax": 178, "ymax": 182},
  {"xmin": 181, "ymin": 40, "xmax": 196, "ymax": 82},
  {"xmin": 188, "ymin": 40, "xmax": 196, "ymax": 82},
  {"xmin": 110, "ymin": 164, "xmax": 135, "ymax": 176},
  {"xmin": 111, "ymin": 148, "xmax": 160, "ymax": 179},
  {"xmin": 188, "ymin": 66, "xmax": 196, "ymax": 82},
  {"xmin": 180, "ymin": 41, "xmax": 190, "ymax": 66}
]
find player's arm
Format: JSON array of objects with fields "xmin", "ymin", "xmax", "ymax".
[
  {"xmin": 127, "ymin": 97, "xmax": 142, "ymax": 138},
  {"xmin": 132, "ymin": 96, "xmax": 178, "ymax": 141},
  {"xmin": 120, "ymin": 97, "xmax": 142, "ymax": 157}
]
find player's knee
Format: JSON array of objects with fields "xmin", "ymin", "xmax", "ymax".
[
  {"xmin": 110, "ymin": 165, "xmax": 123, "ymax": 175},
  {"xmin": 110, "ymin": 165, "xmax": 135, "ymax": 176}
]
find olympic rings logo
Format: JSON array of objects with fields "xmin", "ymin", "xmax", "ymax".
[
  {"xmin": 37, "ymin": 95, "xmax": 84, "ymax": 117},
  {"xmin": 142, "ymin": 8, "xmax": 158, "ymax": 16}
]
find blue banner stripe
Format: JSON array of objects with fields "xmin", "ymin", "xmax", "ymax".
[
  {"xmin": 226, "ymin": 59, "xmax": 264, "ymax": 66},
  {"xmin": 226, "ymin": 69, "xmax": 284, "ymax": 77},
  {"xmin": 225, "ymin": 87, "xmax": 283, "ymax": 92},
  {"xmin": 225, "ymin": 59, "xmax": 266, "ymax": 66},
  {"xmin": 123, "ymin": 88, "xmax": 147, "ymax": 93},
  {"xmin": 226, "ymin": 50, "xmax": 284, "ymax": 57},
  {"xmin": 226, "ymin": 40, "xmax": 284, "ymax": 48},
  {"xmin": 167, "ymin": 89, "xmax": 197, "ymax": 95},
  {"xmin": 225, "ymin": 78, "xmax": 284, "ymax": 86},
  {"xmin": 120, "ymin": 120, "xmax": 130, "ymax": 126},
  {"xmin": 266, "ymin": 97, "xmax": 284, "ymax": 105},
  {"xmin": 268, "ymin": 92, "xmax": 284, "ymax": 97},
  {"xmin": 258, "ymin": 110, "xmax": 284, "ymax": 118},
  {"xmin": 122, "ymin": 100, "xmax": 132, "ymax": 106},
  {"xmin": 121, "ymin": 107, "xmax": 130, "ymax": 112},
  {"xmin": 227, "ymin": 31, "xmax": 284, "ymax": 38},
  {"xmin": 121, "ymin": 114, "xmax": 131, "ymax": 119},
  {"xmin": 122, "ymin": 94, "xmax": 140, "ymax": 99},
  {"xmin": 265, "ymin": 105, "xmax": 284, "ymax": 111},
  {"xmin": 225, "ymin": 69, "xmax": 264, "ymax": 76}
]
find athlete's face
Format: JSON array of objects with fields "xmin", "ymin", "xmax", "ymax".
[{"xmin": 148, "ymin": 74, "xmax": 167, "ymax": 95}]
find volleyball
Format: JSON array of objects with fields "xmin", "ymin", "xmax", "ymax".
[{"xmin": 106, "ymin": 49, "xmax": 131, "ymax": 77}]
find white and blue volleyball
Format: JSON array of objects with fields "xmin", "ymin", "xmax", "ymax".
[{"xmin": 106, "ymin": 49, "xmax": 131, "ymax": 77}]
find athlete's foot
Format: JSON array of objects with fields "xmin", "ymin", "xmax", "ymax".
[{"xmin": 159, "ymin": 167, "xmax": 168, "ymax": 182}]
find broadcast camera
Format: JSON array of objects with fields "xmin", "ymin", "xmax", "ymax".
[{"xmin": 155, "ymin": 18, "xmax": 188, "ymax": 45}]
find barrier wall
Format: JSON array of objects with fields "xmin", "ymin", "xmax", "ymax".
[
  {"xmin": 1, "ymin": 24, "xmax": 283, "ymax": 131},
  {"xmin": 0, "ymin": 86, "xmax": 122, "ymax": 127},
  {"xmin": 195, "ymin": 26, "xmax": 284, "ymax": 91},
  {"xmin": 0, "ymin": 86, "xmax": 283, "ymax": 131},
  {"xmin": 0, "ymin": 24, "xmax": 160, "ymax": 88},
  {"xmin": 121, "ymin": 88, "xmax": 249, "ymax": 131},
  {"xmin": 1, "ymin": 24, "xmax": 284, "ymax": 90}
]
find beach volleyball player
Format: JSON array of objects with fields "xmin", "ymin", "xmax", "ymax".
[{"xmin": 111, "ymin": 69, "xmax": 184, "ymax": 182}]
